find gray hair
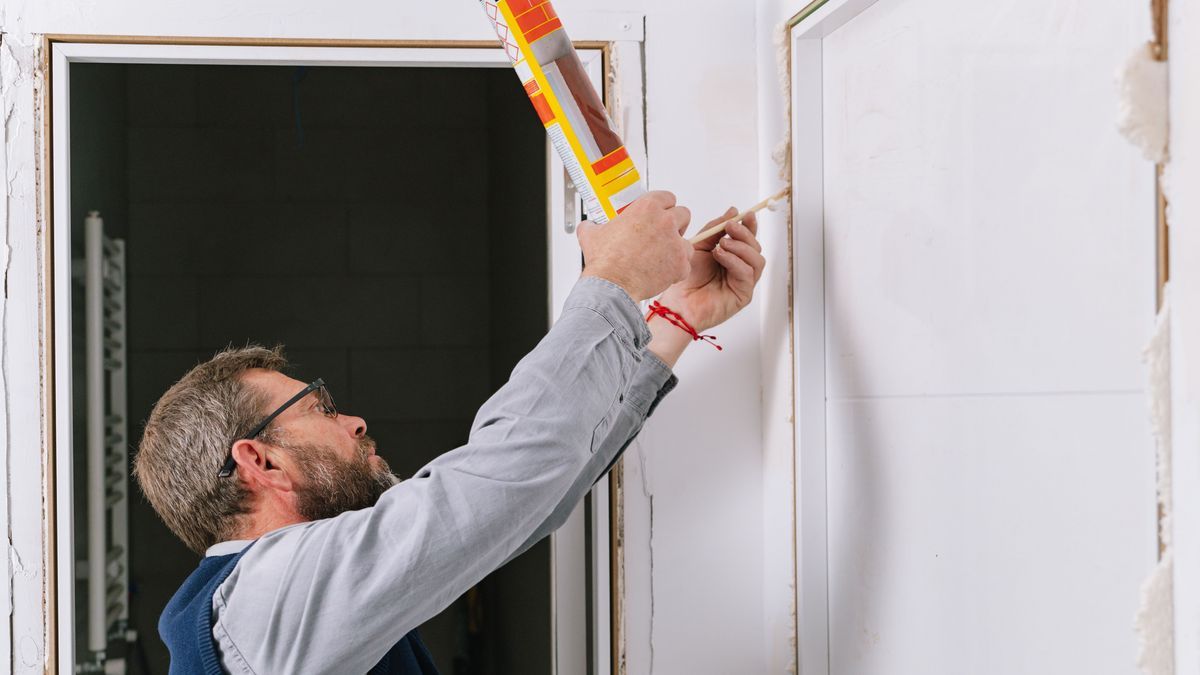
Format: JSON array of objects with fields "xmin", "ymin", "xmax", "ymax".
[{"xmin": 132, "ymin": 345, "xmax": 289, "ymax": 554}]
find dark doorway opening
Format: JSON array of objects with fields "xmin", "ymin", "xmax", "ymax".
[{"xmin": 69, "ymin": 61, "xmax": 550, "ymax": 675}]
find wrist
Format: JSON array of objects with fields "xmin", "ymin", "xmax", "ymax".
[
  {"xmin": 647, "ymin": 314, "xmax": 692, "ymax": 368},
  {"xmin": 645, "ymin": 299, "xmax": 724, "ymax": 358},
  {"xmin": 581, "ymin": 266, "xmax": 641, "ymax": 301},
  {"xmin": 655, "ymin": 290, "xmax": 713, "ymax": 334}
]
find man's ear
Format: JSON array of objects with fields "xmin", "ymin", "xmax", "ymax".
[{"xmin": 230, "ymin": 439, "xmax": 296, "ymax": 493}]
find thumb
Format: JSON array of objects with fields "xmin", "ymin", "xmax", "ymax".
[{"xmin": 576, "ymin": 218, "xmax": 597, "ymax": 247}]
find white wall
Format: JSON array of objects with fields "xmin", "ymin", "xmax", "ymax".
[
  {"xmin": 0, "ymin": 1, "xmax": 768, "ymax": 672},
  {"xmin": 1168, "ymin": 0, "xmax": 1200, "ymax": 670},
  {"xmin": 617, "ymin": 4, "xmax": 766, "ymax": 674}
]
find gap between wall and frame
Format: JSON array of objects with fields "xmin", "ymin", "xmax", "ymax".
[
  {"xmin": 1151, "ymin": 0, "xmax": 1169, "ymax": 314},
  {"xmin": 1151, "ymin": 0, "xmax": 1170, "ymax": 562}
]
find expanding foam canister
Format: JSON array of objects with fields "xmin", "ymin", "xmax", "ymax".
[{"xmin": 478, "ymin": 0, "xmax": 645, "ymax": 224}]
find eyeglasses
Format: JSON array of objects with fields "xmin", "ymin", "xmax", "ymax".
[{"xmin": 217, "ymin": 378, "xmax": 337, "ymax": 478}]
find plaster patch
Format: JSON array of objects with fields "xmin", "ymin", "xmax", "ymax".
[
  {"xmin": 1138, "ymin": 554, "xmax": 1175, "ymax": 675},
  {"xmin": 772, "ymin": 24, "xmax": 791, "ymax": 182},
  {"xmin": 1117, "ymin": 42, "xmax": 1168, "ymax": 163},
  {"xmin": 1136, "ymin": 290, "xmax": 1174, "ymax": 675}
]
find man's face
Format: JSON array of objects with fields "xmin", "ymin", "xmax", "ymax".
[{"xmin": 242, "ymin": 369, "xmax": 398, "ymax": 520}]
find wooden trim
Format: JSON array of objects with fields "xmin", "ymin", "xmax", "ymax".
[
  {"xmin": 784, "ymin": 26, "xmax": 800, "ymax": 675},
  {"xmin": 1152, "ymin": 0, "xmax": 1168, "ymax": 61},
  {"xmin": 40, "ymin": 30, "xmax": 59, "ymax": 675},
  {"xmin": 787, "ymin": 0, "xmax": 831, "ymax": 29},
  {"xmin": 609, "ymin": 461, "xmax": 624, "ymax": 675},
  {"xmin": 43, "ymin": 33, "xmax": 610, "ymax": 51},
  {"xmin": 1152, "ymin": 0, "xmax": 1169, "ymax": 554},
  {"xmin": 1157, "ymin": 165, "xmax": 1169, "ymax": 311},
  {"xmin": 1153, "ymin": 0, "xmax": 1169, "ymax": 316}
]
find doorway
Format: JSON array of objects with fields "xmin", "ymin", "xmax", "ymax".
[{"xmin": 53, "ymin": 41, "xmax": 611, "ymax": 675}]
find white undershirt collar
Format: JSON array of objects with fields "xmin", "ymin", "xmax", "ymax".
[{"xmin": 205, "ymin": 539, "xmax": 253, "ymax": 557}]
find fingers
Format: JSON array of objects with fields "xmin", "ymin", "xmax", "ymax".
[
  {"xmin": 643, "ymin": 190, "xmax": 677, "ymax": 210},
  {"xmin": 712, "ymin": 243, "xmax": 756, "ymax": 294},
  {"xmin": 716, "ymin": 236, "xmax": 766, "ymax": 284},
  {"xmin": 740, "ymin": 210, "xmax": 759, "ymax": 238},
  {"xmin": 725, "ymin": 218, "xmax": 762, "ymax": 253},
  {"xmin": 575, "ymin": 216, "xmax": 601, "ymax": 251},
  {"xmin": 671, "ymin": 205, "xmax": 692, "ymax": 235}
]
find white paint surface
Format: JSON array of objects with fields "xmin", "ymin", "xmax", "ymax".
[
  {"xmin": 1, "ymin": 22, "xmax": 51, "ymax": 674},
  {"xmin": 820, "ymin": 0, "xmax": 1154, "ymax": 399},
  {"xmin": 2, "ymin": 1, "xmax": 768, "ymax": 672},
  {"xmin": 782, "ymin": 0, "xmax": 1159, "ymax": 673},
  {"xmin": 1166, "ymin": 1, "xmax": 1200, "ymax": 670},
  {"xmin": 827, "ymin": 394, "xmax": 1152, "ymax": 674}
]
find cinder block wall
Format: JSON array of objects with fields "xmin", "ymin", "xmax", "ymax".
[{"xmin": 72, "ymin": 63, "xmax": 548, "ymax": 674}]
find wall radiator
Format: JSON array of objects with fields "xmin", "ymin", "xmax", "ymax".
[{"xmin": 80, "ymin": 210, "xmax": 130, "ymax": 671}]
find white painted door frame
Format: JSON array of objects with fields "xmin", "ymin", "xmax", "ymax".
[
  {"xmin": 778, "ymin": 3, "xmax": 882, "ymax": 674},
  {"xmin": 49, "ymin": 39, "xmax": 640, "ymax": 675}
]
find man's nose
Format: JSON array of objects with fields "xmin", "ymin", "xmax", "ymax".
[{"xmin": 341, "ymin": 413, "xmax": 367, "ymax": 438}]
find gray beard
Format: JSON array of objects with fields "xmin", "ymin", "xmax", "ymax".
[{"xmin": 286, "ymin": 435, "xmax": 399, "ymax": 521}]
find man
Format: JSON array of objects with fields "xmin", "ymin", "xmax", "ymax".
[{"xmin": 134, "ymin": 191, "xmax": 766, "ymax": 674}]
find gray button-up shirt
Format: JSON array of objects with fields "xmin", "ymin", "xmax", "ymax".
[{"xmin": 206, "ymin": 276, "xmax": 678, "ymax": 674}]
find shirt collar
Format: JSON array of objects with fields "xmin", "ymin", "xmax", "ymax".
[{"xmin": 205, "ymin": 540, "xmax": 253, "ymax": 557}]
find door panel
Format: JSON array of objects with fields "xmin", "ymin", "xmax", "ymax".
[{"xmin": 796, "ymin": 1, "xmax": 1159, "ymax": 672}]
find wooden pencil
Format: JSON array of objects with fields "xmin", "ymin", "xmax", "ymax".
[{"xmin": 688, "ymin": 187, "xmax": 791, "ymax": 244}]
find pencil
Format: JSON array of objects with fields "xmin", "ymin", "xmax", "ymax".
[{"xmin": 688, "ymin": 187, "xmax": 791, "ymax": 245}]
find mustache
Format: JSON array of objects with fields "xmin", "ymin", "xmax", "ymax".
[
  {"xmin": 357, "ymin": 435, "xmax": 400, "ymax": 487},
  {"xmin": 355, "ymin": 435, "xmax": 379, "ymax": 460}
]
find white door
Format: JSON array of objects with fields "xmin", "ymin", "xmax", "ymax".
[{"xmin": 789, "ymin": 1, "xmax": 1158, "ymax": 672}]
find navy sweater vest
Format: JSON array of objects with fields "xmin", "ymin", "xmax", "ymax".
[{"xmin": 159, "ymin": 547, "xmax": 438, "ymax": 674}]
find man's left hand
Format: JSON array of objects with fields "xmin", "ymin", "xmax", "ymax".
[{"xmin": 656, "ymin": 207, "xmax": 767, "ymax": 333}]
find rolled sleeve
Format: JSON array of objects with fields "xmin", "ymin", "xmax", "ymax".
[
  {"xmin": 625, "ymin": 350, "xmax": 678, "ymax": 417},
  {"xmin": 562, "ymin": 276, "xmax": 653, "ymax": 355}
]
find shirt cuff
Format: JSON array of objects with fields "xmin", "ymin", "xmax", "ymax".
[
  {"xmin": 625, "ymin": 350, "xmax": 679, "ymax": 417},
  {"xmin": 563, "ymin": 276, "xmax": 653, "ymax": 355}
]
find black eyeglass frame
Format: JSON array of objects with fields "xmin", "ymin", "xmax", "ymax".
[{"xmin": 217, "ymin": 378, "xmax": 334, "ymax": 478}]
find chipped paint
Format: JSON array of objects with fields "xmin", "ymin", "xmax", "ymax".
[{"xmin": 1, "ymin": 15, "xmax": 51, "ymax": 673}]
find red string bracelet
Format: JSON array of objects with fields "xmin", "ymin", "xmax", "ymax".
[{"xmin": 645, "ymin": 301, "xmax": 723, "ymax": 351}]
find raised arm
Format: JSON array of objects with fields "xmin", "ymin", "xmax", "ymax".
[
  {"xmin": 212, "ymin": 193, "xmax": 695, "ymax": 674},
  {"xmin": 500, "ymin": 204, "xmax": 768, "ymax": 563}
]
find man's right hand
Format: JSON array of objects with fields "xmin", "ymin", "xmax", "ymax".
[{"xmin": 577, "ymin": 191, "xmax": 692, "ymax": 301}]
